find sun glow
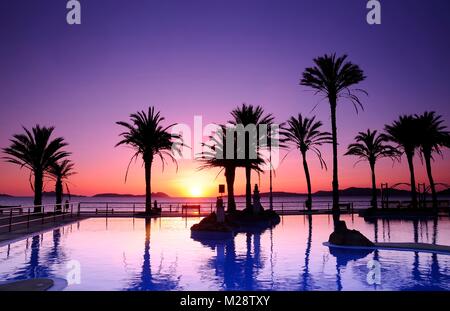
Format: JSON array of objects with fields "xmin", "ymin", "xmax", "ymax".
[{"xmin": 189, "ymin": 186, "xmax": 203, "ymax": 197}]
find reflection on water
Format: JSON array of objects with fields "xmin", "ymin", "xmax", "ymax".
[{"xmin": 0, "ymin": 215, "xmax": 449, "ymax": 291}]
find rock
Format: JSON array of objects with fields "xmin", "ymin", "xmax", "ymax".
[
  {"xmin": 328, "ymin": 221, "xmax": 374, "ymax": 247},
  {"xmin": 227, "ymin": 209, "xmax": 280, "ymax": 228},
  {"xmin": 190, "ymin": 213, "xmax": 233, "ymax": 233}
]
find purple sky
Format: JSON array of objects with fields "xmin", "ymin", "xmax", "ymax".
[{"xmin": 1, "ymin": 0, "xmax": 450, "ymax": 197}]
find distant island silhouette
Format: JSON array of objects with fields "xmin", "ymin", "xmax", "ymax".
[
  {"xmin": 1, "ymin": 187, "xmax": 450, "ymax": 199},
  {"xmin": 92, "ymin": 192, "xmax": 170, "ymax": 198},
  {"xmin": 235, "ymin": 187, "xmax": 450, "ymax": 198},
  {"xmin": 0, "ymin": 192, "xmax": 171, "ymax": 198}
]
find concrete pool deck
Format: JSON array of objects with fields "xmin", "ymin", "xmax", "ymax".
[
  {"xmin": 0, "ymin": 279, "xmax": 53, "ymax": 291},
  {"xmin": 324, "ymin": 242, "xmax": 450, "ymax": 255}
]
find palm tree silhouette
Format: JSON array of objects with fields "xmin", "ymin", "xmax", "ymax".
[
  {"xmin": 415, "ymin": 111, "xmax": 450, "ymax": 210},
  {"xmin": 2, "ymin": 125, "xmax": 70, "ymax": 212},
  {"xmin": 116, "ymin": 107, "xmax": 183, "ymax": 214},
  {"xmin": 300, "ymin": 53, "xmax": 366, "ymax": 214},
  {"xmin": 281, "ymin": 114, "xmax": 332, "ymax": 210},
  {"xmin": 384, "ymin": 115, "xmax": 421, "ymax": 208},
  {"xmin": 230, "ymin": 104, "xmax": 274, "ymax": 209},
  {"xmin": 345, "ymin": 129, "xmax": 399, "ymax": 209},
  {"xmin": 47, "ymin": 159, "xmax": 76, "ymax": 212},
  {"xmin": 198, "ymin": 125, "xmax": 264, "ymax": 212}
]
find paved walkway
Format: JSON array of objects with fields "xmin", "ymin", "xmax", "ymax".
[
  {"xmin": 374, "ymin": 242, "xmax": 450, "ymax": 253},
  {"xmin": 0, "ymin": 215, "xmax": 86, "ymax": 245}
]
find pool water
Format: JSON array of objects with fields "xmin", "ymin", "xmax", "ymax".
[{"xmin": 0, "ymin": 215, "xmax": 449, "ymax": 291}]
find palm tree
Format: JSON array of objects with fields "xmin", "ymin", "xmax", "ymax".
[
  {"xmin": 47, "ymin": 159, "xmax": 76, "ymax": 212},
  {"xmin": 345, "ymin": 129, "xmax": 399, "ymax": 209},
  {"xmin": 281, "ymin": 114, "xmax": 332, "ymax": 210},
  {"xmin": 300, "ymin": 53, "xmax": 366, "ymax": 213},
  {"xmin": 3, "ymin": 125, "xmax": 70, "ymax": 212},
  {"xmin": 384, "ymin": 115, "xmax": 421, "ymax": 208},
  {"xmin": 116, "ymin": 107, "xmax": 182, "ymax": 214},
  {"xmin": 230, "ymin": 104, "xmax": 274, "ymax": 209},
  {"xmin": 198, "ymin": 125, "xmax": 264, "ymax": 213},
  {"xmin": 415, "ymin": 112, "xmax": 450, "ymax": 210}
]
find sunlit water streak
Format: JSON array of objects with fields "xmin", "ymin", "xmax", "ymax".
[{"xmin": 0, "ymin": 215, "xmax": 449, "ymax": 291}]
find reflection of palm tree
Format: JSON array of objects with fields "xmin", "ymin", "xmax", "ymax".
[
  {"xmin": 432, "ymin": 217, "xmax": 438, "ymax": 245},
  {"xmin": 345, "ymin": 130, "xmax": 399, "ymax": 209},
  {"xmin": 281, "ymin": 115, "xmax": 332, "ymax": 210},
  {"xmin": 127, "ymin": 219, "xmax": 180, "ymax": 290},
  {"xmin": 301, "ymin": 215, "xmax": 313, "ymax": 290},
  {"xmin": 44, "ymin": 229, "xmax": 67, "ymax": 265},
  {"xmin": 47, "ymin": 160, "xmax": 76, "ymax": 211},
  {"xmin": 13, "ymin": 235, "xmax": 52, "ymax": 280},
  {"xmin": 415, "ymin": 112, "xmax": 450, "ymax": 210},
  {"xmin": 230, "ymin": 104, "xmax": 274, "ymax": 209},
  {"xmin": 301, "ymin": 54, "xmax": 366, "ymax": 214},
  {"xmin": 430, "ymin": 252, "xmax": 441, "ymax": 285},
  {"xmin": 116, "ymin": 107, "xmax": 182, "ymax": 213},
  {"xmin": 243, "ymin": 233, "xmax": 261, "ymax": 290},
  {"xmin": 385, "ymin": 115, "xmax": 421, "ymax": 208},
  {"xmin": 2, "ymin": 126, "xmax": 70, "ymax": 212},
  {"xmin": 198, "ymin": 231, "xmax": 266, "ymax": 290},
  {"xmin": 413, "ymin": 219, "xmax": 419, "ymax": 243}
]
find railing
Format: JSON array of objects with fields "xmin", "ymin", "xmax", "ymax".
[
  {"xmin": 381, "ymin": 199, "xmax": 450, "ymax": 209},
  {"xmin": 9, "ymin": 198, "xmax": 431, "ymax": 233},
  {"xmin": 0, "ymin": 202, "xmax": 80, "ymax": 233},
  {"xmin": 76, "ymin": 200, "xmax": 369, "ymax": 216}
]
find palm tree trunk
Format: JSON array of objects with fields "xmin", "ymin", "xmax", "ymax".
[
  {"xmin": 34, "ymin": 170, "xmax": 43, "ymax": 213},
  {"xmin": 245, "ymin": 165, "xmax": 252, "ymax": 209},
  {"xmin": 144, "ymin": 159, "xmax": 152, "ymax": 214},
  {"xmin": 406, "ymin": 152, "xmax": 418, "ymax": 208},
  {"xmin": 302, "ymin": 150, "xmax": 312, "ymax": 210},
  {"xmin": 55, "ymin": 177, "xmax": 63, "ymax": 212},
  {"xmin": 370, "ymin": 161, "xmax": 378, "ymax": 209},
  {"xmin": 225, "ymin": 166, "xmax": 236, "ymax": 212},
  {"xmin": 329, "ymin": 98, "xmax": 340, "ymax": 216},
  {"xmin": 424, "ymin": 153, "xmax": 438, "ymax": 211}
]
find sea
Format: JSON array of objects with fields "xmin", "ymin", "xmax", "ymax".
[{"xmin": 1, "ymin": 194, "xmax": 449, "ymax": 211}]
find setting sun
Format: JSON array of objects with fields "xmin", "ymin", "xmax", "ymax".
[{"xmin": 189, "ymin": 186, "xmax": 203, "ymax": 197}]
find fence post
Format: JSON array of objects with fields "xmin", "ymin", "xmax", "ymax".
[
  {"xmin": 42, "ymin": 206, "xmax": 45, "ymax": 224},
  {"xmin": 133, "ymin": 203, "xmax": 136, "ymax": 217},
  {"xmin": 77, "ymin": 203, "xmax": 81, "ymax": 217},
  {"xmin": 8, "ymin": 209, "xmax": 13, "ymax": 232},
  {"xmin": 281, "ymin": 203, "xmax": 284, "ymax": 214},
  {"xmin": 106, "ymin": 203, "xmax": 109, "ymax": 217},
  {"xmin": 70, "ymin": 204, "xmax": 73, "ymax": 218},
  {"xmin": 210, "ymin": 203, "xmax": 213, "ymax": 213},
  {"xmin": 54, "ymin": 205, "xmax": 56, "ymax": 222}
]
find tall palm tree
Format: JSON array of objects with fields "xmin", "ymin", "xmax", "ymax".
[
  {"xmin": 384, "ymin": 115, "xmax": 421, "ymax": 208},
  {"xmin": 47, "ymin": 159, "xmax": 76, "ymax": 212},
  {"xmin": 198, "ymin": 125, "xmax": 264, "ymax": 213},
  {"xmin": 415, "ymin": 111, "xmax": 450, "ymax": 210},
  {"xmin": 230, "ymin": 104, "xmax": 274, "ymax": 209},
  {"xmin": 3, "ymin": 125, "xmax": 70, "ymax": 212},
  {"xmin": 281, "ymin": 114, "xmax": 332, "ymax": 210},
  {"xmin": 116, "ymin": 107, "xmax": 182, "ymax": 214},
  {"xmin": 345, "ymin": 129, "xmax": 400, "ymax": 209},
  {"xmin": 300, "ymin": 53, "xmax": 366, "ymax": 214}
]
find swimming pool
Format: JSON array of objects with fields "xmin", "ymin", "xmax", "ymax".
[{"xmin": 0, "ymin": 215, "xmax": 449, "ymax": 291}]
